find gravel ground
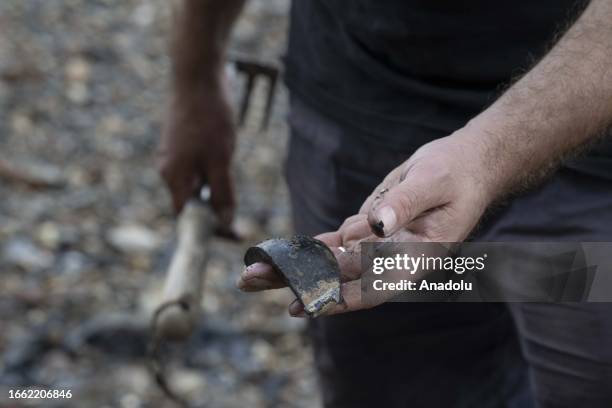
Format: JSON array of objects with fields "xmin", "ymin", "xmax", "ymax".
[{"xmin": 0, "ymin": 1, "xmax": 320, "ymax": 407}]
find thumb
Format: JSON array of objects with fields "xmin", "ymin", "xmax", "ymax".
[{"xmin": 367, "ymin": 172, "xmax": 446, "ymax": 238}]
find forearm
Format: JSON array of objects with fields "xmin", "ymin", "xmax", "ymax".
[
  {"xmin": 461, "ymin": 0, "xmax": 612, "ymax": 200},
  {"xmin": 171, "ymin": 0, "xmax": 245, "ymax": 93}
]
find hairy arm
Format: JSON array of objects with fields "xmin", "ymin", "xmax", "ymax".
[{"xmin": 461, "ymin": 0, "xmax": 612, "ymax": 200}]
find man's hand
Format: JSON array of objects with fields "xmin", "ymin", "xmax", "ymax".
[
  {"xmin": 361, "ymin": 133, "xmax": 493, "ymax": 241},
  {"xmin": 238, "ymin": 133, "xmax": 496, "ymax": 315},
  {"xmin": 239, "ymin": 0, "xmax": 612, "ymax": 316},
  {"xmin": 237, "ymin": 215, "xmax": 380, "ymax": 317},
  {"xmin": 158, "ymin": 88, "xmax": 235, "ymax": 220}
]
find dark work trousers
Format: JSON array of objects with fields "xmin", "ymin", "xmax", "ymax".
[{"xmin": 284, "ymin": 96, "xmax": 612, "ymax": 408}]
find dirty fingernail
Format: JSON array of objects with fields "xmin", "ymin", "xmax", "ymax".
[
  {"xmin": 289, "ymin": 299, "xmax": 305, "ymax": 317},
  {"xmin": 242, "ymin": 263, "xmax": 267, "ymax": 280},
  {"xmin": 374, "ymin": 206, "xmax": 397, "ymax": 237}
]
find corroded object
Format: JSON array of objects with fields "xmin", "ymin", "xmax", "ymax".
[{"xmin": 244, "ymin": 236, "xmax": 343, "ymax": 317}]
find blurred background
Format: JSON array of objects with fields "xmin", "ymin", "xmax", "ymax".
[{"xmin": 0, "ymin": 0, "xmax": 320, "ymax": 407}]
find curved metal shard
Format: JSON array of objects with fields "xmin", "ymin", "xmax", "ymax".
[{"xmin": 244, "ymin": 236, "xmax": 343, "ymax": 317}]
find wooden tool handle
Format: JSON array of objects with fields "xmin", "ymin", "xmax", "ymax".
[{"xmin": 154, "ymin": 200, "xmax": 214, "ymax": 341}]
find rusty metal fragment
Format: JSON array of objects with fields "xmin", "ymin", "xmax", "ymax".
[{"xmin": 244, "ymin": 236, "xmax": 343, "ymax": 317}]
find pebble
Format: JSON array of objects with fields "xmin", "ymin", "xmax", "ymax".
[
  {"xmin": 66, "ymin": 82, "xmax": 89, "ymax": 104},
  {"xmin": 106, "ymin": 224, "xmax": 161, "ymax": 253},
  {"xmin": 116, "ymin": 365, "xmax": 150, "ymax": 395},
  {"xmin": 170, "ymin": 368, "xmax": 207, "ymax": 397},
  {"xmin": 65, "ymin": 57, "xmax": 91, "ymax": 82},
  {"xmin": 10, "ymin": 112, "xmax": 34, "ymax": 135},
  {"xmin": 3, "ymin": 237, "xmax": 55, "ymax": 270},
  {"xmin": 36, "ymin": 222, "xmax": 61, "ymax": 249},
  {"xmin": 55, "ymin": 250, "xmax": 90, "ymax": 275}
]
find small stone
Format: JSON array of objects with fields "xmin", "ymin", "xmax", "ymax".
[
  {"xmin": 99, "ymin": 115, "xmax": 124, "ymax": 135},
  {"xmin": 65, "ymin": 57, "xmax": 91, "ymax": 82},
  {"xmin": 36, "ymin": 221, "xmax": 61, "ymax": 249},
  {"xmin": 24, "ymin": 162, "xmax": 65, "ymax": 188},
  {"xmin": 36, "ymin": 350, "xmax": 72, "ymax": 384},
  {"xmin": 170, "ymin": 368, "xmax": 207, "ymax": 397},
  {"xmin": 66, "ymin": 82, "xmax": 89, "ymax": 104},
  {"xmin": 56, "ymin": 250, "xmax": 89, "ymax": 275},
  {"xmin": 128, "ymin": 253, "xmax": 152, "ymax": 270},
  {"xmin": 3, "ymin": 237, "xmax": 54, "ymax": 270},
  {"xmin": 251, "ymin": 339, "xmax": 274, "ymax": 368},
  {"xmin": 10, "ymin": 112, "xmax": 33, "ymax": 135},
  {"xmin": 107, "ymin": 224, "xmax": 161, "ymax": 253},
  {"xmin": 116, "ymin": 365, "xmax": 150, "ymax": 395}
]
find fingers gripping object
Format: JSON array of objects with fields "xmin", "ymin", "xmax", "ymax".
[{"xmin": 244, "ymin": 236, "xmax": 343, "ymax": 317}]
